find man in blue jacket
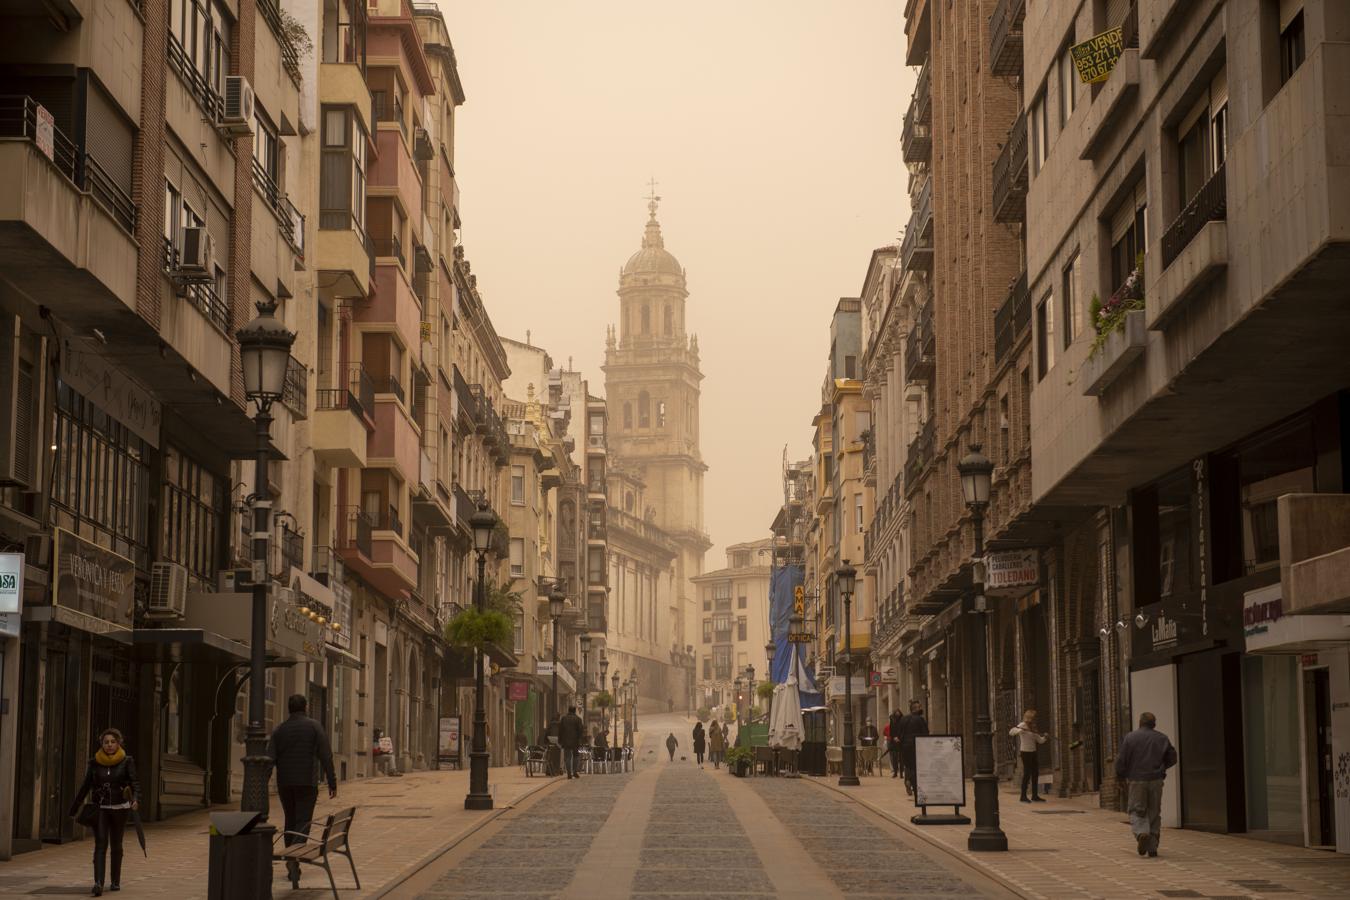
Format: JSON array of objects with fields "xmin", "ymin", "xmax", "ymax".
[
  {"xmin": 1115, "ymin": 712, "xmax": 1177, "ymax": 858},
  {"xmin": 268, "ymin": 694, "xmax": 337, "ymax": 886}
]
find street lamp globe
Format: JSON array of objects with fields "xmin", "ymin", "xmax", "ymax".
[
  {"xmin": 580, "ymin": 633, "xmax": 592, "ymax": 652},
  {"xmin": 600, "ymin": 653, "xmax": 608, "ymax": 679},
  {"xmin": 745, "ymin": 664, "xmax": 755, "ymax": 682},
  {"xmin": 836, "ymin": 561, "xmax": 857, "ymax": 598},
  {"xmin": 470, "ymin": 503, "xmax": 496, "ymax": 554},
  {"xmin": 958, "ymin": 444, "xmax": 994, "ymax": 509},
  {"xmin": 765, "ymin": 640, "xmax": 776, "ymax": 664},
  {"xmin": 549, "ymin": 586, "xmax": 566, "ymax": 620},
  {"xmin": 236, "ymin": 300, "xmax": 295, "ymax": 406}
]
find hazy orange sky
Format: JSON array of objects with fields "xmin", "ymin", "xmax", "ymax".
[{"xmin": 444, "ymin": 0, "xmax": 912, "ymax": 562}]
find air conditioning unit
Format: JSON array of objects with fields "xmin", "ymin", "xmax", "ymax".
[
  {"xmin": 220, "ymin": 75, "xmax": 255, "ymax": 135},
  {"xmin": 177, "ymin": 226, "xmax": 215, "ymax": 278},
  {"xmin": 413, "ymin": 127, "xmax": 433, "ymax": 161},
  {"xmin": 148, "ymin": 562, "xmax": 189, "ymax": 619}
]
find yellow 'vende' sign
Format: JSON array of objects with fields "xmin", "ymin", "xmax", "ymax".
[{"xmin": 1070, "ymin": 26, "xmax": 1124, "ymax": 84}]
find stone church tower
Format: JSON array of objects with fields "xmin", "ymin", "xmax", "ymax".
[{"xmin": 604, "ymin": 195, "xmax": 710, "ymax": 665}]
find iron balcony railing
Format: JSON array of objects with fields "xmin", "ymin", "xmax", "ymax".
[
  {"xmin": 905, "ymin": 301, "xmax": 935, "ymax": 384},
  {"xmin": 372, "ymin": 235, "xmax": 405, "ymax": 270},
  {"xmin": 453, "ymin": 365, "xmax": 477, "ymax": 420},
  {"xmin": 282, "ymin": 355, "xmax": 308, "ymax": 419},
  {"xmin": 914, "ymin": 62, "xmax": 931, "ymax": 125},
  {"xmin": 377, "ymin": 374, "xmax": 405, "ymax": 403},
  {"xmin": 0, "ymin": 95, "xmax": 137, "ymax": 234},
  {"xmin": 905, "ymin": 419, "xmax": 936, "ymax": 494},
  {"xmin": 252, "ymin": 158, "xmax": 305, "ymax": 259},
  {"xmin": 375, "ymin": 505, "xmax": 403, "ymax": 539},
  {"xmin": 317, "ymin": 362, "xmax": 376, "ymax": 421},
  {"xmin": 453, "ymin": 481, "xmax": 476, "ymax": 526},
  {"xmin": 469, "ymin": 384, "xmax": 489, "ymax": 432},
  {"xmin": 989, "ymin": 0, "xmax": 1026, "ymax": 77},
  {"xmin": 992, "ymin": 112, "xmax": 1029, "ymax": 224},
  {"xmin": 901, "ymin": 103, "xmax": 931, "ymax": 164},
  {"xmin": 258, "ymin": 0, "xmax": 302, "ymax": 85},
  {"xmin": 1162, "ymin": 161, "xmax": 1227, "ymax": 269},
  {"xmin": 276, "ymin": 522, "xmax": 304, "ymax": 577},
  {"xmin": 166, "ymin": 33, "xmax": 224, "ymax": 121},
  {"xmin": 914, "ymin": 176, "xmax": 933, "ymax": 236},
  {"xmin": 341, "ymin": 506, "xmax": 374, "ymax": 560},
  {"xmin": 993, "ymin": 270, "xmax": 1031, "ymax": 364},
  {"xmin": 161, "ymin": 238, "xmax": 230, "ymax": 332}
]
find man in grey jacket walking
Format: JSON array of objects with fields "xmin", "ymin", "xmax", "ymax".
[{"xmin": 1115, "ymin": 712, "xmax": 1177, "ymax": 858}]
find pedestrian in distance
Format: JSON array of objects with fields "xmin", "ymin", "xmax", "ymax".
[
  {"xmin": 899, "ymin": 700, "xmax": 928, "ymax": 797},
  {"xmin": 558, "ymin": 705, "xmax": 585, "ymax": 779},
  {"xmin": 1010, "ymin": 709, "xmax": 1049, "ymax": 802},
  {"xmin": 665, "ymin": 732, "xmax": 678, "ymax": 761},
  {"xmin": 1116, "ymin": 711, "xmax": 1178, "ymax": 858},
  {"xmin": 886, "ymin": 708, "xmax": 905, "ymax": 780},
  {"xmin": 69, "ymin": 728, "xmax": 140, "ymax": 896},
  {"xmin": 709, "ymin": 720, "xmax": 726, "ymax": 769},
  {"xmin": 859, "ymin": 717, "xmax": 880, "ymax": 747},
  {"xmin": 372, "ymin": 728, "xmax": 400, "ymax": 777},
  {"xmin": 268, "ymin": 694, "xmax": 337, "ymax": 889},
  {"xmin": 692, "ymin": 721, "xmax": 706, "ymax": 767}
]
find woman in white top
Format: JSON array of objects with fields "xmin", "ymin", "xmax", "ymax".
[{"xmin": 1009, "ymin": 709, "xmax": 1048, "ymax": 802}]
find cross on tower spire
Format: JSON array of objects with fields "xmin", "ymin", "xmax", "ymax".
[{"xmin": 644, "ymin": 177, "xmax": 661, "ymax": 220}]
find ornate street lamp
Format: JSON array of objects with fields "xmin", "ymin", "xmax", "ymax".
[
  {"xmin": 465, "ymin": 502, "xmax": 498, "ymax": 810},
  {"xmin": 837, "ymin": 560, "xmax": 860, "ymax": 787},
  {"xmin": 611, "ymin": 671, "xmax": 621, "ymax": 746},
  {"xmin": 745, "ymin": 664, "xmax": 756, "ymax": 727},
  {"xmin": 549, "ymin": 586, "xmax": 566, "ymax": 723},
  {"xmin": 579, "ymin": 633, "xmax": 592, "ymax": 717},
  {"xmin": 600, "ymin": 653, "xmax": 609, "ymax": 737},
  {"xmin": 629, "ymin": 671, "xmax": 639, "ymax": 743},
  {"xmin": 958, "ymin": 444, "xmax": 1005, "ymax": 852},
  {"xmin": 236, "ymin": 300, "xmax": 295, "ymax": 834},
  {"xmin": 764, "ymin": 641, "xmax": 776, "ymax": 719}
]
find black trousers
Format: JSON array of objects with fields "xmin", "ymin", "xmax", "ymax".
[
  {"xmin": 888, "ymin": 744, "xmax": 902, "ymax": 774},
  {"xmin": 278, "ymin": 785, "xmax": 319, "ymax": 847},
  {"xmin": 92, "ymin": 808, "xmax": 128, "ymax": 886},
  {"xmin": 1020, "ymin": 750, "xmax": 1040, "ymax": 798}
]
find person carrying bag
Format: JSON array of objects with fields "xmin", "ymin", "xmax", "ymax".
[{"xmin": 69, "ymin": 728, "xmax": 141, "ymax": 896}]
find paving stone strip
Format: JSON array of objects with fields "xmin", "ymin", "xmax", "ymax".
[
  {"xmin": 748, "ymin": 777, "xmax": 987, "ymax": 898},
  {"xmin": 412, "ymin": 775, "xmax": 631, "ymax": 899}
]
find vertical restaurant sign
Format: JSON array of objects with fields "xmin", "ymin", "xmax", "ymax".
[
  {"xmin": 60, "ymin": 338, "xmax": 162, "ymax": 448},
  {"xmin": 1070, "ymin": 27, "xmax": 1124, "ymax": 84},
  {"xmin": 0, "ymin": 552, "xmax": 22, "ymax": 613},
  {"xmin": 53, "ymin": 528, "xmax": 135, "ymax": 631}
]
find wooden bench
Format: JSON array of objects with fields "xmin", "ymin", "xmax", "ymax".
[{"xmin": 272, "ymin": 806, "xmax": 359, "ymax": 899}]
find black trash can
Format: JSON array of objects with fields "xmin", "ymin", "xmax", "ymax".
[{"xmin": 207, "ymin": 812, "xmax": 275, "ymax": 900}]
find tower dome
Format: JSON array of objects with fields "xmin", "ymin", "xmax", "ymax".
[{"xmin": 622, "ymin": 198, "xmax": 683, "ymax": 277}]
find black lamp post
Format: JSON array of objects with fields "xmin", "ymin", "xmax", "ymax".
[
  {"xmin": 465, "ymin": 502, "xmax": 498, "ymax": 811},
  {"xmin": 764, "ymin": 640, "xmax": 776, "ymax": 719},
  {"xmin": 549, "ymin": 586, "xmax": 565, "ymax": 723},
  {"xmin": 236, "ymin": 300, "xmax": 295, "ymax": 834},
  {"xmin": 746, "ymin": 664, "xmax": 756, "ymax": 725},
  {"xmin": 599, "ymin": 653, "xmax": 609, "ymax": 737},
  {"xmin": 629, "ymin": 671, "xmax": 639, "ymax": 743},
  {"xmin": 580, "ymin": 633, "xmax": 592, "ymax": 717},
  {"xmin": 837, "ymin": 560, "xmax": 860, "ymax": 787},
  {"xmin": 734, "ymin": 676, "xmax": 745, "ymax": 727},
  {"xmin": 611, "ymin": 671, "xmax": 621, "ymax": 745},
  {"xmin": 959, "ymin": 444, "xmax": 1006, "ymax": 852}
]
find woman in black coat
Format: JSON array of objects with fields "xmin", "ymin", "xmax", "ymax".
[
  {"xmin": 69, "ymin": 728, "xmax": 140, "ymax": 896},
  {"xmin": 692, "ymin": 722, "xmax": 707, "ymax": 768}
]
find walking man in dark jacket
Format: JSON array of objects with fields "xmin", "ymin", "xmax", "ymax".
[
  {"xmin": 1116, "ymin": 712, "xmax": 1177, "ymax": 858},
  {"xmin": 886, "ymin": 709, "xmax": 905, "ymax": 779},
  {"xmin": 899, "ymin": 700, "xmax": 928, "ymax": 796},
  {"xmin": 558, "ymin": 706, "xmax": 585, "ymax": 779},
  {"xmin": 268, "ymin": 694, "xmax": 337, "ymax": 887}
]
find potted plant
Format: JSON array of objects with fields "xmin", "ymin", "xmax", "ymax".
[
  {"xmin": 695, "ymin": 706, "xmax": 712, "ymax": 723},
  {"xmin": 726, "ymin": 745, "xmax": 754, "ymax": 777},
  {"xmin": 444, "ymin": 605, "xmax": 514, "ymax": 655}
]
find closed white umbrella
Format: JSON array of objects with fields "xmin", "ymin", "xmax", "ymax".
[{"xmin": 770, "ymin": 647, "xmax": 805, "ymax": 751}]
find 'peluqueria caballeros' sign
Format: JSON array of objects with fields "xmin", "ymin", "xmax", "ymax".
[{"xmin": 1070, "ymin": 26, "xmax": 1124, "ymax": 84}]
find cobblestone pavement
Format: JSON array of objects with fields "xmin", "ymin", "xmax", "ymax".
[
  {"xmin": 0, "ymin": 767, "xmax": 554, "ymax": 898},
  {"xmin": 809, "ymin": 774, "xmax": 1350, "ymax": 899}
]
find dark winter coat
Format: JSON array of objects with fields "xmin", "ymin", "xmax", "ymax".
[
  {"xmin": 898, "ymin": 712, "xmax": 929, "ymax": 750},
  {"xmin": 558, "ymin": 713, "xmax": 585, "ymax": 750},
  {"xmin": 887, "ymin": 712, "xmax": 906, "ymax": 747},
  {"xmin": 70, "ymin": 755, "xmax": 140, "ymax": 812},
  {"xmin": 267, "ymin": 713, "xmax": 337, "ymax": 789},
  {"xmin": 1116, "ymin": 726, "xmax": 1177, "ymax": 782},
  {"xmin": 692, "ymin": 724, "xmax": 706, "ymax": 753}
]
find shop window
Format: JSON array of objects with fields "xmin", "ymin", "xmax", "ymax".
[{"xmin": 1241, "ymin": 655, "xmax": 1302, "ymax": 835}]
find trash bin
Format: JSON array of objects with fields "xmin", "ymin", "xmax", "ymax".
[{"xmin": 207, "ymin": 812, "xmax": 275, "ymax": 900}]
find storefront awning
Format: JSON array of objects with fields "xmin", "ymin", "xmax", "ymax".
[{"xmin": 131, "ymin": 627, "xmax": 249, "ymax": 663}]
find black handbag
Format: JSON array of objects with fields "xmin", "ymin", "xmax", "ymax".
[{"xmin": 75, "ymin": 804, "xmax": 99, "ymax": 828}]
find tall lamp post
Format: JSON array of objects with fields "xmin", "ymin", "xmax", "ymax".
[
  {"xmin": 236, "ymin": 300, "xmax": 295, "ymax": 833},
  {"xmin": 745, "ymin": 665, "xmax": 756, "ymax": 725},
  {"xmin": 629, "ymin": 671, "xmax": 639, "ymax": 742},
  {"xmin": 959, "ymin": 445, "xmax": 1007, "ymax": 852},
  {"xmin": 734, "ymin": 676, "xmax": 745, "ymax": 727},
  {"xmin": 837, "ymin": 561, "xmax": 860, "ymax": 787},
  {"xmin": 611, "ymin": 671, "xmax": 621, "ymax": 745},
  {"xmin": 549, "ymin": 586, "xmax": 565, "ymax": 723},
  {"xmin": 465, "ymin": 502, "xmax": 498, "ymax": 810},
  {"xmin": 580, "ymin": 634, "xmax": 592, "ymax": 717},
  {"xmin": 599, "ymin": 653, "xmax": 609, "ymax": 737},
  {"xmin": 764, "ymin": 640, "xmax": 776, "ymax": 720}
]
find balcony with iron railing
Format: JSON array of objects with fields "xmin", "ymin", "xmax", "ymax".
[
  {"xmin": 161, "ymin": 238, "xmax": 230, "ymax": 333},
  {"xmin": 992, "ymin": 112, "xmax": 1028, "ymax": 224},
  {"xmin": 905, "ymin": 419, "xmax": 936, "ymax": 494},
  {"xmin": 372, "ymin": 235, "xmax": 405, "ymax": 271},
  {"xmin": 993, "ymin": 270, "xmax": 1031, "ymax": 364},
  {"xmin": 1162, "ymin": 162, "xmax": 1227, "ymax": 270},
  {"xmin": 901, "ymin": 103, "xmax": 931, "ymax": 164},
  {"xmin": 251, "ymin": 158, "xmax": 305, "ymax": 260},
  {"xmin": 258, "ymin": 0, "xmax": 303, "ymax": 85},
  {"xmin": 989, "ymin": 0, "xmax": 1026, "ymax": 77},
  {"xmin": 376, "ymin": 373, "xmax": 405, "ymax": 404},
  {"xmin": 275, "ymin": 522, "xmax": 304, "ymax": 577},
  {"xmin": 1154, "ymin": 162, "xmax": 1228, "ymax": 327},
  {"xmin": 339, "ymin": 506, "xmax": 374, "ymax": 561},
  {"xmin": 281, "ymin": 355, "xmax": 308, "ymax": 420},
  {"xmin": 453, "ymin": 365, "xmax": 477, "ymax": 421},
  {"xmin": 905, "ymin": 302, "xmax": 935, "ymax": 385},
  {"xmin": 914, "ymin": 62, "xmax": 931, "ymax": 125}
]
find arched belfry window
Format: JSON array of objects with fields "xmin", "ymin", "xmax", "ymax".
[
  {"xmin": 641, "ymin": 305, "xmax": 650, "ymax": 335},
  {"xmin": 638, "ymin": 391, "xmax": 650, "ymax": 428},
  {"xmin": 623, "ymin": 402, "xmax": 633, "ymax": 429},
  {"xmin": 664, "ymin": 305, "xmax": 673, "ymax": 335},
  {"xmin": 657, "ymin": 400, "xmax": 667, "ymax": 428}
]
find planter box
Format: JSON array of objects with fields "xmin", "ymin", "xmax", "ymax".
[{"xmin": 1082, "ymin": 310, "xmax": 1146, "ymax": 396}]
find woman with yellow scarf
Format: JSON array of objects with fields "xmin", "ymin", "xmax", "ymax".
[{"xmin": 69, "ymin": 728, "xmax": 140, "ymax": 896}]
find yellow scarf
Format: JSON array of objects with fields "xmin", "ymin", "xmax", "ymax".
[{"xmin": 95, "ymin": 748, "xmax": 126, "ymax": 767}]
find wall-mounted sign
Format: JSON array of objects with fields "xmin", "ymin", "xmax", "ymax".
[
  {"xmin": 0, "ymin": 552, "xmax": 22, "ymax": 614},
  {"xmin": 53, "ymin": 528, "xmax": 134, "ymax": 633},
  {"xmin": 34, "ymin": 104, "xmax": 54, "ymax": 160},
  {"xmin": 269, "ymin": 590, "xmax": 325, "ymax": 664},
  {"xmin": 438, "ymin": 715, "xmax": 461, "ymax": 766},
  {"xmin": 60, "ymin": 338, "xmax": 162, "ymax": 448},
  {"xmin": 536, "ymin": 660, "xmax": 576, "ymax": 693},
  {"xmin": 1070, "ymin": 27, "xmax": 1124, "ymax": 84},
  {"xmin": 787, "ymin": 631, "xmax": 815, "ymax": 643},
  {"xmin": 1243, "ymin": 583, "xmax": 1350, "ymax": 655},
  {"xmin": 986, "ymin": 550, "xmax": 1039, "ymax": 593},
  {"xmin": 507, "ymin": 680, "xmax": 530, "ymax": 702}
]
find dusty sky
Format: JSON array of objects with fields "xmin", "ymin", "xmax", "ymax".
[{"xmin": 443, "ymin": 0, "xmax": 911, "ymax": 562}]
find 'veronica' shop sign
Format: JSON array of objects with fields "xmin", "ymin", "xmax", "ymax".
[
  {"xmin": 53, "ymin": 528, "xmax": 135, "ymax": 633},
  {"xmin": 986, "ymin": 550, "xmax": 1039, "ymax": 593},
  {"xmin": 1070, "ymin": 27, "xmax": 1124, "ymax": 84}
]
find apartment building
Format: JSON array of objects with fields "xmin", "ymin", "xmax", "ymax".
[
  {"xmin": 690, "ymin": 540, "xmax": 772, "ymax": 712},
  {"xmin": 1025, "ymin": 0, "xmax": 1350, "ymax": 849}
]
